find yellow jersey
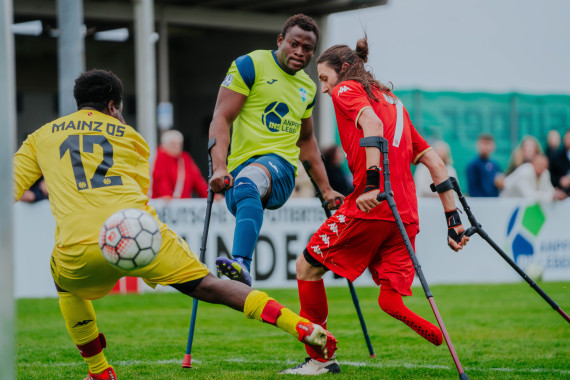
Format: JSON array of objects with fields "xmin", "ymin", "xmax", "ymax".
[{"xmin": 13, "ymin": 109, "xmax": 154, "ymax": 247}]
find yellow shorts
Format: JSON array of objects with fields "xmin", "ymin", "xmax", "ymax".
[{"xmin": 50, "ymin": 224, "xmax": 210, "ymax": 300}]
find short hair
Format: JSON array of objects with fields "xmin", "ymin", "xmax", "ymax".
[
  {"xmin": 160, "ymin": 129, "xmax": 184, "ymax": 146},
  {"xmin": 74, "ymin": 69, "xmax": 123, "ymax": 111},
  {"xmin": 281, "ymin": 14, "xmax": 320, "ymax": 42},
  {"xmin": 478, "ymin": 133, "xmax": 494, "ymax": 142}
]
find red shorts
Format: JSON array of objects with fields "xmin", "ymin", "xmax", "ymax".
[{"xmin": 305, "ymin": 213, "xmax": 417, "ymax": 296}]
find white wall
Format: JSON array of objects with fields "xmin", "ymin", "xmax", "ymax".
[
  {"xmin": 14, "ymin": 198, "xmax": 570, "ymax": 298},
  {"xmin": 328, "ymin": 0, "xmax": 570, "ymax": 94}
]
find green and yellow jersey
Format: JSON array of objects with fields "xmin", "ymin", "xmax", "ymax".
[
  {"xmin": 221, "ymin": 49, "xmax": 317, "ymax": 173},
  {"xmin": 13, "ymin": 110, "xmax": 154, "ymax": 247}
]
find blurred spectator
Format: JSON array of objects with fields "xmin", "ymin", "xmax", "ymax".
[
  {"xmin": 151, "ymin": 129, "xmax": 208, "ymax": 199},
  {"xmin": 414, "ymin": 141, "xmax": 456, "ymax": 197},
  {"xmin": 466, "ymin": 134, "xmax": 503, "ymax": 197},
  {"xmin": 545, "ymin": 129, "xmax": 561, "ymax": 163},
  {"xmin": 549, "ymin": 129, "xmax": 570, "ymax": 196},
  {"xmin": 290, "ymin": 161, "xmax": 316, "ymax": 198},
  {"xmin": 19, "ymin": 177, "xmax": 48, "ymax": 203},
  {"xmin": 505, "ymin": 135, "xmax": 543, "ymax": 175},
  {"xmin": 500, "ymin": 154, "xmax": 566, "ymax": 201},
  {"xmin": 322, "ymin": 145, "xmax": 353, "ymax": 196}
]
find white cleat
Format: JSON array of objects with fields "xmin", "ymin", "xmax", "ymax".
[{"xmin": 279, "ymin": 357, "xmax": 341, "ymax": 375}]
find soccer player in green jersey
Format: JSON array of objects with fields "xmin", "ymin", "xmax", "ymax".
[
  {"xmin": 209, "ymin": 14, "xmax": 345, "ymax": 286},
  {"xmin": 13, "ymin": 69, "xmax": 337, "ymax": 379}
]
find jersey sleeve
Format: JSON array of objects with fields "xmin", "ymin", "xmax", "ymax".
[
  {"xmin": 13, "ymin": 134, "xmax": 43, "ymax": 201},
  {"xmin": 220, "ymin": 54, "xmax": 256, "ymax": 97},
  {"xmin": 332, "ymin": 81, "xmax": 372, "ymax": 128},
  {"xmin": 302, "ymin": 94, "xmax": 316, "ymax": 119},
  {"xmin": 410, "ymin": 121, "xmax": 432, "ymax": 165}
]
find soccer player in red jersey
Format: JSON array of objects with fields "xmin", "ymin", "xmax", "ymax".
[{"xmin": 281, "ymin": 38, "xmax": 469, "ymax": 375}]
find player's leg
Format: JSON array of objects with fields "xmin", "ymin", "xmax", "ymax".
[
  {"xmin": 51, "ymin": 245, "xmax": 121, "ymax": 379},
  {"xmin": 172, "ymin": 273, "xmax": 337, "ymax": 360},
  {"xmin": 216, "ymin": 163, "xmax": 270, "ymax": 285},
  {"xmin": 372, "ymin": 222, "xmax": 443, "ymax": 346},
  {"xmin": 217, "ymin": 154, "xmax": 295, "ymax": 286},
  {"xmin": 282, "ymin": 213, "xmax": 375, "ymax": 374}
]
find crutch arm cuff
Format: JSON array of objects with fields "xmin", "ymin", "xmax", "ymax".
[{"xmin": 430, "ymin": 178, "xmax": 454, "ymax": 193}]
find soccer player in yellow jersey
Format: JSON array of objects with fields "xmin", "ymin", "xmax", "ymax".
[
  {"xmin": 209, "ymin": 14, "xmax": 345, "ymax": 286},
  {"xmin": 13, "ymin": 69, "xmax": 337, "ymax": 379}
]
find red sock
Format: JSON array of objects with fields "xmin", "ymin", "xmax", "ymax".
[
  {"xmin": 379, "ymin": 287, "xmax": 443, "ymax": 346},
  {"xmin": 298, "ymin": 279, "xmax": 329, "ymax": 361}
]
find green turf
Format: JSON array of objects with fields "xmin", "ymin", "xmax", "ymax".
[{"xmin": 17, "ymin": 282, "xmax": 570, "ymax": 379}]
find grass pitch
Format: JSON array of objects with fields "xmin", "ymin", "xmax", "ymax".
[{"xmin": 17, "ymin": 282, "xmax": 570, "ymax": 379}]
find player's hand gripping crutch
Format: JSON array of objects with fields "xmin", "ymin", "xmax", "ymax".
[
  {"xmin": 437, "ymin": 177, "xmax": 570, "ymax": 324},
  {"xmin": 302, "ymin": 160, "xmax": 376, "ymax": 358},
  {"xmin": 182, "ymin": 138, "xmax": 230, "ymax": 368},
  {"xmin": 360, "ymin": 136, "xmax": 469, "ymax": 380}
]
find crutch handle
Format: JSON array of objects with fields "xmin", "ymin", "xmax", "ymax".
[{"xmin": 459, "ymin": 226, "xmax": 478, "ymax": 239}]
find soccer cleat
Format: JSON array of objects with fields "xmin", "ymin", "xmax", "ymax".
[
  {"xmin": 216, "ymin": 257, "xmax": 252, "ymax": 286},
  {"xmin": 296, "ymin": 322, "xmax": 338, "ymax": 360},
  {"xmin": 84, "ymin": 366, "xmax": 117, "ymax": 380},
  {"xmin": 279, "ymin": 357, "xmax": 341, "ymax": 375}
]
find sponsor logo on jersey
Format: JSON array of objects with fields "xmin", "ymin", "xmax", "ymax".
[
  {"xmin": 338, "ymin": 85, "xmax": 351, "ymax": 95},
  {"xmin": 261, "ymin": 101, "xmax": 300, "ymax": 134},
  {"xmin": 337, "ymin": 214, "xmax": 346, "ymax": 224},
  {"xmin": 222, "ymin": 74, "xmax": 233, "ymax": 86},
  {"xmin": 299, "ymin": 88, "xmax": 307, "ymax": 102},
  {"xmin": 267, "ymin": 79, "xmax": 278, "ymax": 84}
]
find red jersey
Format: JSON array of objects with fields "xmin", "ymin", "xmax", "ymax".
[
  {"xmin": 151, "ymin": 148, "xmax": 208, "ymax": 199},
  {"xmin": 331, "ymin": 80, "xmax": 431, "ymax": 229}
]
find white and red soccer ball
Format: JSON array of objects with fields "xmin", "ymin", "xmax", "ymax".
[{"xmin": 99, "ymin": 208, "xmax": 162, "ymax": 270}]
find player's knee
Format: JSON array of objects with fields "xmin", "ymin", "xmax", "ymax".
[
  {"xmin": 234, "ymin": 165, "xmax": 270, "ymax": 199},
  {"xmin": 296, "ymin": 250, "xmax": 326, "ymax": 281},
  {"xmin": 233, "ymin": 177, "xmax": 262, "ymax": 203}
]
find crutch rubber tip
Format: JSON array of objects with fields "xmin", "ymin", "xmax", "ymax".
[
  {"xmin": 459, "ymin": 372, "xmax": 469, "ymax": 380},
  {"xmin": 369, "ymin": 354, "xmax": 376, "ymax": 357},
  {"xmin": 182, "ymin": 354, "xmax": 192, "ymax": 368}
]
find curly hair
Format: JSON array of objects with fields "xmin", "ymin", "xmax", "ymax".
[
  {"xmin": 317, "ymin": 37, "xmax": 392, "ymax": 101},
  {"xmin": 73, "ymin": 69, "xmax": 123, "ymax": 111},
  {"xmin": 281, "ymin": 14, "xmax": 320, "ymax": 42}
]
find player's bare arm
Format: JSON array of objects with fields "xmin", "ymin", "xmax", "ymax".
[
  {"xmin": 208, "ymin": 87, "xmax": 247, "ymax": 192},
  {"xmin": 419, "ymin": 149, "xmax": 469, "ymax": 251},
  {"xmin": 297, "ymin": 116, "xmax": 344, "ymax": 209},
  {"xmin": 356, "ymin": 107, "xmax": 383, "ymax": 213}
]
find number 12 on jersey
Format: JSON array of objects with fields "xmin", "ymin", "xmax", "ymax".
[{"xmin": 60, "ymin": 134, "xmax": 123, "ymax": 191}]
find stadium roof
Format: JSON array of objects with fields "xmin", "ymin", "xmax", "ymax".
[{"xmin": 15, "ymin": 0, "xmax": 388, "ymax": 33}]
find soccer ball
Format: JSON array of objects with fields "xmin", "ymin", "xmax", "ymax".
[{"xmin": 98, "ymin": 208, "xmax": 162, "ymax": 270}]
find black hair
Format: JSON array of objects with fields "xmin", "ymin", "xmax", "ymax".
[
  {"xmin": 74, "ymin": 69, "xmax": 123, "ymax": 111},
  {"xmin": 281, "ymin": 14, "xmax": 320, "ymax": 42}
]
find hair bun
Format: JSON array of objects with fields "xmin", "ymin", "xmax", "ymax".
[{"xmin": 355, "ymin": 38, "xmax": 369, "ymax": 63}]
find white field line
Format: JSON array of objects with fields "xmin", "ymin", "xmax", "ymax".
[{"xmin": 18, "ymin": 357, "xmax": 570, "ymax": 375}]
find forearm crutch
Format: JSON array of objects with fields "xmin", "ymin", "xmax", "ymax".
[
  {"xmin": 302, "ymin": 160, "xmax": 376, "ymax": 358},
  {"xmin": 360, "ymin": 136, "xmax": 469, "ymax": 380},
  {"xmin": 182, "ymin": 137, "xmax": 228, "ymax": 368},
  {"xmin": 444, "ymin": 177, "xmax": 570, "ymax": 324}
]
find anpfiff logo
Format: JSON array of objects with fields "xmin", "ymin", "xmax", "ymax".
[
  {"xmin": 262, "ymin": 102, "xmax": 289, "ymax": 132},
  {"xmin": 506, "ymin": 203, "xmax": 545, "ymax": 263}
]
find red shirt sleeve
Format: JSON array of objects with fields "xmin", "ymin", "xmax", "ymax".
[{"xmin": 332, "ymin": 81, "xmax": 372, "ymax": 128}]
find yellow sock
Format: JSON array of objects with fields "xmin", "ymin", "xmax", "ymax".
[
  {"xmin": 58, "ymin": 291, "xmax": 110, "ymax": 374},
  {"xmin": 243, "ymin": 290, "xmax": 309, "ymax": 338}
]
